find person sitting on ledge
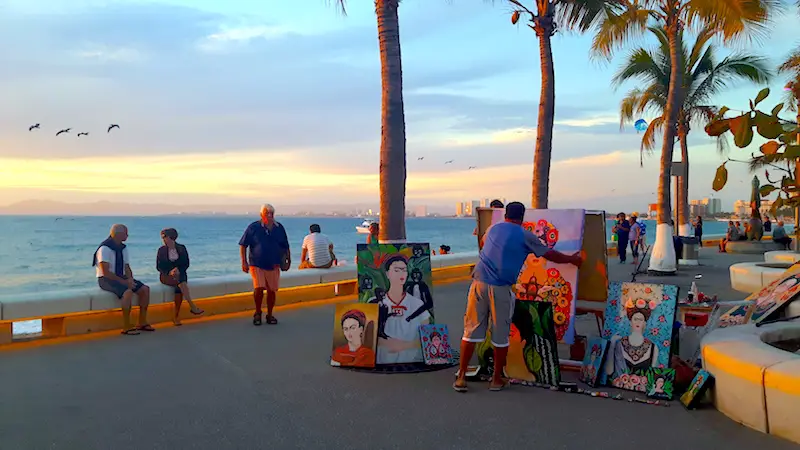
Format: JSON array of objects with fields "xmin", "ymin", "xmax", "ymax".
[
  {"xmin": 439, "ymin": 245, "xmax": 451, "ymax": 255},
  {"xmin": 719, "ymin": 220, "xmax": 739, "ymax": 253},
  {"xmin": 299, "ymin": 223, "xmax": 336, "ymax": 269},
  {"xmin": 773, "ymin": 220, "xmax": 793, "ymax": 250},
  {"xmin": 92, "ymin": 224, "xmax": 153, "ymax": 335},
  {"xmin": 157, "ymin": 228, "xmax": 203, "ymax": 326}
]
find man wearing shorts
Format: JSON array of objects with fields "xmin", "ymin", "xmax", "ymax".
[
  {"xmin": 239, "ymin": 204, "xmax": 291, "ymax": 326},
  {"xmin": 453, "ymin": 202, "xmax": 583, "ymax": 392},
  {"xmin": 92, "ymin": 224, "xmax": 153, "ymax": 335}
]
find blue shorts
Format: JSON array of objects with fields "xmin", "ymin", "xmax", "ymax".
[{"xmin": 98, "ymin": 277, "xmax": 146, "ymax": 299}]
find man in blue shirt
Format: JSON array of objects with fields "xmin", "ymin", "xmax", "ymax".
[
  {"xmin": 453, "ymin": 202, "xmax": 583, "ymax": 393},
  {"xmin": 613, "ymin": 212, "xmax": 630, "ymax": 263},
  {"xmin": 239, "ymin": 204, "xmax": 291, "ymax": 326}
]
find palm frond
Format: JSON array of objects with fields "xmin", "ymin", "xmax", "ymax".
[
  {"xmin": 641, "ymin": 115, "xmax": 665, "ymax": 155},
  {"xmin": 779, "ymin": 49, "xmax": 800, "ymax": 74},
  {"xmin": 686, "ymin": 0, "xmax": 781, "ymax": 44},
  {"xmin": 611, "ymin": 48, "xmax": 664, "ymax": 87},
  {"xmin": 590, "ymin": 4, "xmax": 651, "ymax": 60},
  {"xmin": 686, "ymin": 54, "xmax": 772, "ymax": 108},
  {"xmin": 557, "ymin": 0, "xmax": 612, "ymax": 33},
  {"xmin": 687, "ymin": 26, "xmax": 716, "ymax": 70}
]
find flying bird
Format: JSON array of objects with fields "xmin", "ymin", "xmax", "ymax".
[
  {"xmin": 468, "ymin": 166, "xmax": 477, "ymax": 170},
  {"xmin": 29, "ymin": 123, "xmax": 40, "ymax": 131},
  {"xmin": 444, "ymin": 160, "xmax": 454, "ymax": 164},
  {"xmin": 417, "ymin": 157, "xmax": 424, "ymax": 160},
  {"xmin": 107, "ymin": 124, "xmax": 119, "ymax": 133},
  {"xmin": 55, "ymin": 128, "xmax": 71, "ymax": 136},
  {"xmin": 77, "ymin": 132, "xmax": 89, "ymax": 137}
]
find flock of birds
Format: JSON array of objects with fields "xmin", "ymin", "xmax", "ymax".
[
  {"xmin": 28, "ymin": 123, "xmax": 120, "ymax": 137},
  {"xmin": 416, "ymin": 156, "xmax": 477, "ymax": 170}
]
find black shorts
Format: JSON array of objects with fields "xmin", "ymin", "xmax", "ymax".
[{"xmin": 98, "ymin": 277, "xmax": 146, "ymax": 299}]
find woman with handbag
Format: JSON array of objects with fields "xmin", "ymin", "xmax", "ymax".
[
  {"xmin": 239, "ymin": 204, "xmax": 291, "ymax": 326},
  {"xmin": 156, "ymin": 228, "xmax": 204, "ymax": 326}
]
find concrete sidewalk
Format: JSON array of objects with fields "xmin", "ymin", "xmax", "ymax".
[{"xmin": 0, "ymin": 248, "xmax": 793, "ymax": 450}]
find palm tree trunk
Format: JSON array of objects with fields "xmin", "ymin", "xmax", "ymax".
[
  {"xmin": 532, "ymin": 15, "xmax": 556, "ymax": 209},
  {"xmin": 677, "ymin": 125, "xmax": 690, "ymax": 237},
  {"xmin": 647, "ymin": 19, "xmax": 683, "ymax": 275},
  {"xmin": 375, "ymin": 0, "xmax": 407, "ymax": 243}
]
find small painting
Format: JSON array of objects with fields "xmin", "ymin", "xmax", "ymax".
[
  {"xmin": 419, "ymin": 324, "xmax": 453, "ymax": 365},
  {"xmin": 490, "ymin": 208, "xmax": 585, "ymax": 344},
  {"xmin": 601, "ymin": 282, "xmax": 679, "ymax": 392},
  {"xmin": 330, "ymin": 303, "xmax": 378, "ymax": 368},
  {"xmin": 356, "ymin": 243, "xmax": 433, "ymax": 364},
  {"xmin": 751, "ymin": 273, "xmax": 800, "ymax": 324},
  {"xmin": 580, "ymin": 338, "xmax": 609, "ymax": 387},
  {"xmin": 716, "ymin": 302, "xmax": 755, "ymax": 328},
  {"xmin": 644, "ymin": 367, "xmax": 676, "ymax": 400},
  {"xmin": 680, "ymin": 369, "xmax": 714, "ymax": 409},
  {"xmin": 476, "ymin": 300, "xmax": 561, "ymax": 385}
]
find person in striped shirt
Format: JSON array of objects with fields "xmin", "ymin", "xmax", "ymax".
[{"xmin": 299, "ymin": 224, "xmax": 336, "ymax": 269}]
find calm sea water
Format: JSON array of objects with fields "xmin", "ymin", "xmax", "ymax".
[{"xmin": 0, "ymin": 215, "xmax": 767, "ymax": 296}]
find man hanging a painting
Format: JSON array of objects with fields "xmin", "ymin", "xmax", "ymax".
[{"xmin": 454, "ymin": 202, "xmax": 583, "ymax": 393}]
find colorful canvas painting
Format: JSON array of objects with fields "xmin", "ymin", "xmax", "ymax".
[
  {"xmin": 645, "ymin": 367, "xmax": 676, "ymax": 400},
  {"xmin": 490, "ymin": 208, "xmax": 585, "ymax": 344},
  {"xmin": 330, "ymin": 303, "xmax": 378, "ymax": 368},
  {"xmin": 356, "ymin": 243, "xmax": 433, "ymax": 364},
  {"xmin": 419, "ymin": 324, "xmax": 452, "ymax": 365},
  {"xmin": 688, "ymin": 302, "xmax": 753, "ymax": 367},
  {"xmin": 680, "ymin": 369, "xmax": 714, "ymax": 409},
  {"xmin": 750, "ymin": 272, "xmax": 800, "ymax": 323},
  {"xmin": 580, "ymin": 338, "xmax": 609, "ymax": 387},
  {"xmin": 476, "ymin": 301, "xmax": 561, "ymax": 385},
  {"xmin": 601, "ymin": 282, "xmax": 679, "ymax": 392}
]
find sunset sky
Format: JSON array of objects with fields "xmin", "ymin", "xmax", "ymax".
[{"xmin": 1, "ymin": 0, "xmax": 798, "ymax": 213}]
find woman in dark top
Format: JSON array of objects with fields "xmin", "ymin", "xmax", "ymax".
[
  {"xmin": 693, "ymin": 216, "xmax": 703, "ymax": 247},
  {"xmin": 157, "ymin": 228, "xmax": 203, "ymax": 325}
]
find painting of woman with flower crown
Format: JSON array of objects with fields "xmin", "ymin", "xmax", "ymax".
[
  {"xmin": 601, "ymin": 282, "xmax": 679, "ymax": 392},
  {"xmin": 489, "ymin": 208, "xmax": 585, "ymax": 344}
]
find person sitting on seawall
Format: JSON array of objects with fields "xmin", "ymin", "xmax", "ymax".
[
  {"xmin": 92, "ymin": 224, "xmax": 153, "ymax": 335},
  {"xmin": 719, "ymin": 220, "xmax": 740, "ymax": 253},
  {"xmin": 367, "ymin": 222, "xmax": 379, "ymax": 244},
  {"xmin": 299, "ymin": 224, "xmax": 337, "ymax": 269},
  {"xmin": 773, "ymin": 220, "xmax": 793, "ymax": 250},
  {"xmin": 156, "ymin": 228, "xmax": 204, "ymax": 326},
  {"xmin": 439, "ymin": 245, "xmax": 451, "ymax": 255}
]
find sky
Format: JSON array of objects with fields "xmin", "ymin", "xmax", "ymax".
[{"xmin": 0, "ymin": 0, "xmax": 798, "ymax": 214}]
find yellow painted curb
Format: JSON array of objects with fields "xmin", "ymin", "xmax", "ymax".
[
  {"xmin": 764, "ymin": 360, "xmax": 800, "ymax": 396},
  {"xmin": 703, "ymin": 344, "xmax": 765, "ymax": 385}
]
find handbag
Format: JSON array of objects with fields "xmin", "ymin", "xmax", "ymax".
[{"xmin": 280, "ymin": 250, "xmax": 291, "ymax": 272}]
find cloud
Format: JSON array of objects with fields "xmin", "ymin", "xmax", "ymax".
[{"xmin": 74, "ymin": 46, "xmax": 144, "ymax": 63}]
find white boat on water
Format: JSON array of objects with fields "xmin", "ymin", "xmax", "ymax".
[{"xmin": 356, "ymin": 219, "xmax": 377, "ymax": 234}]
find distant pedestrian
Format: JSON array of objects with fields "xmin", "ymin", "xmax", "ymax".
[
  {"xmin": 92, "ymin": 224, "xmax": 153, "ymax": 335},
  {"xmin": 773, "ymin": 221, "xmax": 792, "ymax": 249},
  {"xmin": 439, "ymin": 245, "xmax": 451, "ymax": 255},
  {"xmin": 612, "ymin": 212, "xmax": 630, "ymax": 263},
  {"xmin": 693, "ymin": 216, "xmax": 703, "ymax": 247},
  {"xmin": 628, "ymin": 216, "xmax": 641, "ymax": 266},
  {"xmin": 638, "ymin": 219, "xmax": 648, "ymax": 253},
  {"xmin": 156, "ymin": 228, "xmax": 203, "ymax": 326},
  {"xmin": 239, "ymin": 204, "xmax": 291, "ymax": 326},
  {"xmin": 764, "ymin": 215, "xmax": 772, "ymax": 232},
  {"xmin": 453, "ymin": 202, "xmax": 583, "ymax": 393},
  {"xmin": 367, "ymin": 222, "xmax": 379, "ymax": 244}
]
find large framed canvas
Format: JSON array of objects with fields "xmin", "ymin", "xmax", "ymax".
[
  {"xmin": 489, "ymin": 208, "xmax": 585, "ymax": 344},
  {"xmin": 330, "ymin": 303, "xmax": 378, "ymax": 368},
  {"xmin": 356, "ymin": 243, "xmax": 433, "ymax": 364},
  {"xmin": 601, "ymin": 282, "xmax": 679, "ymax": 392}
]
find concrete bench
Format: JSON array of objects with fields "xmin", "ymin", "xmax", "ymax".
[
  {"xmin": 726, "ymin": 240, "xmax": 783, "ymax": 254},
  {"xmin": 702, "ymin": 323, "xmax": 800, "ymax": 444},
  {"xmin": 765, "ymin": 251, "xmax": 800, "ymax": 264},
  {"xmin": 730, "ymin": 262, "xmax": 789, "ymax": 294}
]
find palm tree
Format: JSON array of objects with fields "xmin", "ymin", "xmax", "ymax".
[
  {"xmin": 614, "ymin": 25, "xmax": 771, "ymax": 236},
  {"xmin": 335, "ymin": 0, "xmax": 408, "ymax": 242},
  {"xmin": 505, "ymin": 0, "xmax": 610, "ymax": 208},
  {"xmin": 592, "ymin": 0, "xmax": 777, "ymax": 274}
]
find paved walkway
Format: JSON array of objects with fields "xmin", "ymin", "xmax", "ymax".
[{"xmin": 1, "ymin": 248, "xmax": 795, "ymax": 449}]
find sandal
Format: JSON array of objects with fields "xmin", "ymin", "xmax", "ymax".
[
  {"xmin": 266, "ymin": 315, "xmax": 278, "ymax": 325},
  {"xmin": 452, "ymin": 381, "xmax": 468, "ymax": 393},
  {"xmin": 253, "ymin": 312, "xmax": 262, "ymax": 326},
  {"xmin": 190, "ymin": 308, "xmax": 205, "ymax": 315},
  {"xmin": 121, "ymin": 328, "xmax": 140, "ymax": 335},
  {"xmin": 489, "ymin": 381, "xmax": 508, "ymax": 392},
  {"xmin": 173, "ymin": 319, "xmax": 183, "ymax": 327},
  {"xmin": 137, "ymin": 324, "xmax": 156, "ymax": 332}
]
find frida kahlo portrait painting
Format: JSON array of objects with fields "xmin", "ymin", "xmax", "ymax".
[
  {"xmin": 330, "ymin": 303, "xmax": 378, "ymax": 368},
  {"xmin": 356, "ymin": 243, "xmax": 433, "ymax": 364},
  {"xmin": 601, "ymin": 282, "xmax": 678, "ymax": 392}
]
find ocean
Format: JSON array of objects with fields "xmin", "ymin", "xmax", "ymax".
[{"xmin": 0, "ymin": 215, "xmax": 773, "ymax": 296}]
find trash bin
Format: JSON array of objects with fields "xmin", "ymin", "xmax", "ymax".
[{"xmin": 679, "ymin": 236, "xmax": 700, "ymax": 264}]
